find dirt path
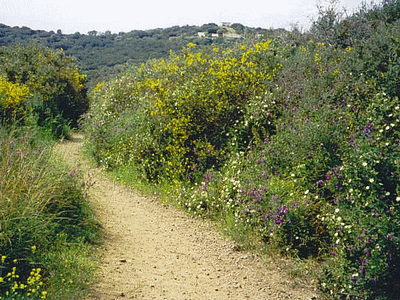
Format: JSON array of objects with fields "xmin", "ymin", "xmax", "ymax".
[{"xmin": 56, "ymin": 134, "xmax": 317, "ymax": 300}]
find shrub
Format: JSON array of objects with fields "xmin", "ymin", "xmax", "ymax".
[
  {"xmin": 84, "ymin": 41, "xmax": 282, "ymax": 182},
  {"xmin": 0, "ymin": 44, "xmax": 89, "ymax": 136},
  {"xmin": 0, "ymin": 76, "xmax": 31, "ymax": 124}
]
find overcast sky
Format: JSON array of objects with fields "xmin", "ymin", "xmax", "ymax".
[{"xmin": 0, "ymin": 0, "xmax": 381, "ymax": 34}]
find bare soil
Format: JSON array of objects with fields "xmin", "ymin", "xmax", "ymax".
[{"xmin": 56, "ymin": 134, "xmax": 318, "ymax": 300}]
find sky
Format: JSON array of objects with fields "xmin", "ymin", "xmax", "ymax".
[{"xmin": 0, "ymin": 0, "xmax": 381, "ymax": 34}]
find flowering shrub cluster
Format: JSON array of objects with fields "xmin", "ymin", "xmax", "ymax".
[
  {"xmin": 84, "ymin": 1, "xmax": 400, "ymax": 298},
  {"xmin": 0, "ymin": 76, "xmax": 31, "ymax": 123},
  {"xmin": 0, "ymin": 44, "xmax": 88, "ymax": 136},
  {"xmin": 84, "ymin": 41, "xmax": 281, "ymax": 181}
]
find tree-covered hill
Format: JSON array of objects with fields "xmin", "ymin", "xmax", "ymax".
[{"xmin": 0, "ymin": 23, "xmax": 281, "ymax": 87}]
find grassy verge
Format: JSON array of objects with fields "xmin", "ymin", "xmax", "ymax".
[{"xmin": 0, "ymin": 126, "xmax": 101, "ymax": 299}]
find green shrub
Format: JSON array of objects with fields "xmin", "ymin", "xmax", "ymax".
[
  {"xmin": 0, "ymin": 44, "xmax": 89, "ymax": 136},
  {"xmin": 84, "ymin": 41, "xmax": 282, "ymax": 182}
]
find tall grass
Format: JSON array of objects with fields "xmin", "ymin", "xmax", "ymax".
[{"xmin": 0, "ymin": 126, "xmax": 101, "ymax": 299}]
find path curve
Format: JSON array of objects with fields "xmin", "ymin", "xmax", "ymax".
[{"xmin": 56, "ymin": 134, "xmax": 317, "ymax": 300}]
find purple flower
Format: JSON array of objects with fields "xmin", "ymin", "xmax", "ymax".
[
  {"xmin": 326, "ymin": 173, "xmax": 331, "ymax": 180},
  {"xmin": 317, "ymin": 180, "xmax": 324, "ymax": 185},
  {"xmin": 366, "ymin": 249, "xmax": 371, "ymax": 257},
  {"xmin": 361, "ymin": 259, "xmax": 369, "ymax": 266},
  {"xmin": 69, "ymin": 170, "xmax": 76, "ymax": 177},
  {"xmin": 204, "ymin": 171, "xmax": 213, "ymax": 182}
]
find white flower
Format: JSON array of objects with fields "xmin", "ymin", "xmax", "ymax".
[
  {"xmin": 335, "ymin": 208, "xmax": 340, "ymax": 213},
  {"xmin": 362, "ymin": 162, "xmax": 367, "ymax": 167},
  {"xmin": 369, "ymin": 178, "xmax": 374, "ymax": 183}
]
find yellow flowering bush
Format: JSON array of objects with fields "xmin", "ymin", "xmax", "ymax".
[
  {"xmin": 0, "ymin": 76, "xmax": 31, "ymax": 123},
  {"xmin": 84, "ymin": 41, "xmax": 282, "ymax": 182},
  {"xmin": 0, "ymin": 44, "xmax": 88, "ymax": 135}
]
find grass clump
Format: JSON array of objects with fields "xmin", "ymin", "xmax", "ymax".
[{"xmin": 0, "ymin": 126, "xmax": 101, "ymax": 299}]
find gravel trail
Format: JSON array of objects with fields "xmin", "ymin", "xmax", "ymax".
[{"xmin": 56, "ymin": 134, "xmax": 317, "ymax": 300}]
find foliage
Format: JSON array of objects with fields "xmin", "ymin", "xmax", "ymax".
[
  {"xmin": 81, "ymin": 1, "xmax": 400, "ymax": 299},
  {"xmin": 83, "ymin": 41, "xmax": 281, "ymax": 182},
  {"xmin": 0, "ymin": 76, "xmax": 31, "ymax": 123},
  {"xmin": 0, "ymin": 126, "xmax": 100, "ymax": 299},
  {"xmin": 0, "ymin": 44, "xmax": 89, "ymax": 136},
  {"xmin": 0, "ymin": 23, "xmax": 282, "ymax": 88}
]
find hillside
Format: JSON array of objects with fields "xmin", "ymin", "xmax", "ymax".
[{"xmin": 0, "ymin": 23, "xmax": 282, "ymax": 87}]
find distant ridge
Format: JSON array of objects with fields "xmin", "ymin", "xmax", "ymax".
[{"xmin": 0, "ymin": 23, "xmax": 286, "ymax": 86}]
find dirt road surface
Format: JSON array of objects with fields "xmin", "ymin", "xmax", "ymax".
[{"xmin": 56, "ymin": 134, "xmax": 318, "ymax": 300}]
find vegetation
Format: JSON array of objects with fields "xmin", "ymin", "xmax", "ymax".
[
  {"xmin": 0, "ymin": 126, "xmax": 100, "ymax": 299},
  {"xmin": 0, "ymin": 44, "xmax": 89, "ymax": 137},
  {"xmin": 0, "ymin": 42, "xmax": 99, "ymax": 298},
  {"xmin": 82, "ymin": 1, "xmax": 400, "ymax": 299},
  {"xmin": 0, "ymin": 23, "xmax": 280, "ymax": 87}
]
